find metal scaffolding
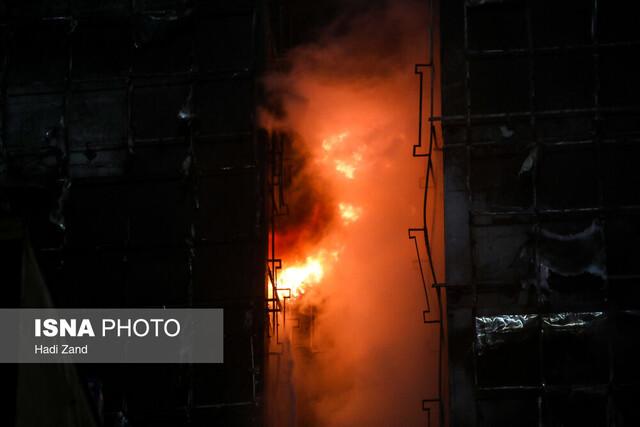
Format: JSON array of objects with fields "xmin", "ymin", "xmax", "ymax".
[
  {"xmin": 409, "ymin": 0, "xmax": 446, "ymax": 426},
  {"xmin": 1, "ymin": 2, "xmax": 269, "ymax": 425},
  {"xmin": 440, "ymin": 0, "xmax": 640, "ymax": 425}
]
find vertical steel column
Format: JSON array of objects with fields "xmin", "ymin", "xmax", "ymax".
[{"xmin": 410, "ymin": 0, "xmax": 445, "ymax": 425}]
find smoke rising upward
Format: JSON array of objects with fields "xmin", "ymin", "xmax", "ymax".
[{"xmin": 263, "ymin": 1, "xmax": 441, "ymax": 425}]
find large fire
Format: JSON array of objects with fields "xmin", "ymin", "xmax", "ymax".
[
  {"xmin": 264, "ymin": 3, "xmax": 436, "ymax": 424},
  {"xmin": 277, "ymin": 248, "xmax": 341, "ymax": 298},
  {"xmin": 279, "ymin": 256, "xmax": 324, "ymax": 297},
  {"xmin": 277, "ymin": 130, "xmax": 363, "ymax": 299}
]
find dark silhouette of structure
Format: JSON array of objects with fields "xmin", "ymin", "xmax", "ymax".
[{"xmin": 440, "ymin": 1, "xmax": 640, "ymax": 425}]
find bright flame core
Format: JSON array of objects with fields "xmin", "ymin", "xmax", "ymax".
[
  {"xmin": 335, "ymin": 160, "xmax": 356, "ymax": 179},
  {"xmin": 279, "ymin": 256, "xmax": 325, "ymax": 297},
  {"xmin": 262, "ymin": 4, "xmax": 432, "ymax": 422},
  {"xmin": 322, "ymin": 131, "xmax": 349, "ymax": 152},
  {"xmin": 339, "ymin": 202, "xmax": 362, "ymax": 224}
]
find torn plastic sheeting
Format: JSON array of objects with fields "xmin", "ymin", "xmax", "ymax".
[
  {"xmin": 181, "ymin": 153, "xmax": 193, "ymax": 177},
  {"xmin": 538, "ymin": 221, "xmax": 606, "ymax": 280},
  {"xmin": 475, "ymin": 314, "xmax": 538, "ymax": 355},
  {"xmin": 542, "ymin": 311, "xmax": 605, "ymax": 331},
  {"xmin": 519, "ymin": 146, "xmax": 537, "ymax": 176},
  {"xmin": 178, "ymin": 88, "xmax": 194, "ymax": 122},
  {"xmin": 133, "ymin": 9, "xmax": 193, "ymax": 48},
  {"xmin": 49, "ymin": 179, "xmax": 72, "ymax": 231},
  {"xmin": 622, "ymin": 310, "xmax": 640, "ymax": 318},
  {"xmin": 499, "ymin": 125, "xmax": 515, "ymax": 139}
]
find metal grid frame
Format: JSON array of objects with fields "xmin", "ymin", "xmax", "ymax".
[
  {"xmin": 0, "ymin": 2, "xmax": 268, "ymax": 425},
  {"xmin": 266, "ymin": 130, "xmax": 288, "ymax": 344},
  {"xmin": 439, "ymin": 0, "xmax": 640, "ymax": 426}
]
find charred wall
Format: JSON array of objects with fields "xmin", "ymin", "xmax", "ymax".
[
  {"xmin": 440, "ymin": 1, "xmax": 640, "ymax": 426},
  {"xmin": 0, "ymin": 1, "xmax": 278, "ymax": 425}
]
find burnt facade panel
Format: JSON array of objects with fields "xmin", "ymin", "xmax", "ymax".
[
  {"xmin": 0, "ymin": 0, "xmax": 271, "ymax": 425},
  {"xmin": 441, "ymin": 0, "xmax": 640, "ymax": 425}
]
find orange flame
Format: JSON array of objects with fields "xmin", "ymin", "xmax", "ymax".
[
  {"xmin": 335, "ymin": 160, "xmax": 357, "ymax": 179},
  {"xmin": 279, "ymin": 257, "xmax": 324, "ymax": 298},
  {"xmin": 278, "ymin": 249, "xmax": 341, "ymax": 298},
  {"xmin": 276, "ymin": 129, "xmax": 363, "ymax": 299},
  {"xmin": 322, "ymin": 131, "xmax": 350, "ymax": 153},
  {"xmin": 339, "ymin": 202, "xmax": 362, "ymax": 224},
  {"xmin": 262, "ymin": 3, "xmax": 433, "ymax": 422}
]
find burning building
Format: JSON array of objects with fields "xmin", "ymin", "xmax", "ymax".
[
  {"xmin": 1, "ymin": 0, "xmax": 639, "ymax": 426},
  {"xmin": 262, "ymin": 1, "xmax": 441, "ymax": 425}
]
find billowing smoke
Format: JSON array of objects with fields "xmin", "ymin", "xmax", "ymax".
[{"xmin": 262, "ymin": 1, "xmax": 441, "ymax": 425}]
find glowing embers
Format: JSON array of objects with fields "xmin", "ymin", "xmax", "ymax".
[
  {"xmin": 338, "ymin": 202, "xmax": 362, "ymax": 224},
  {"xmin": 334, "ymin": 150, "xmax": 364, "ymax": 180},
  {"xmin": 320, "ymin": 131, "xmax": 365, "ymax": 180},
  {"xmin": 321, "ymin": 131, "xmax": 349, "ymax": 152},
  {"xmin": 335, "ymin": 159, "xmax": 356, "ymax": 179}
]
